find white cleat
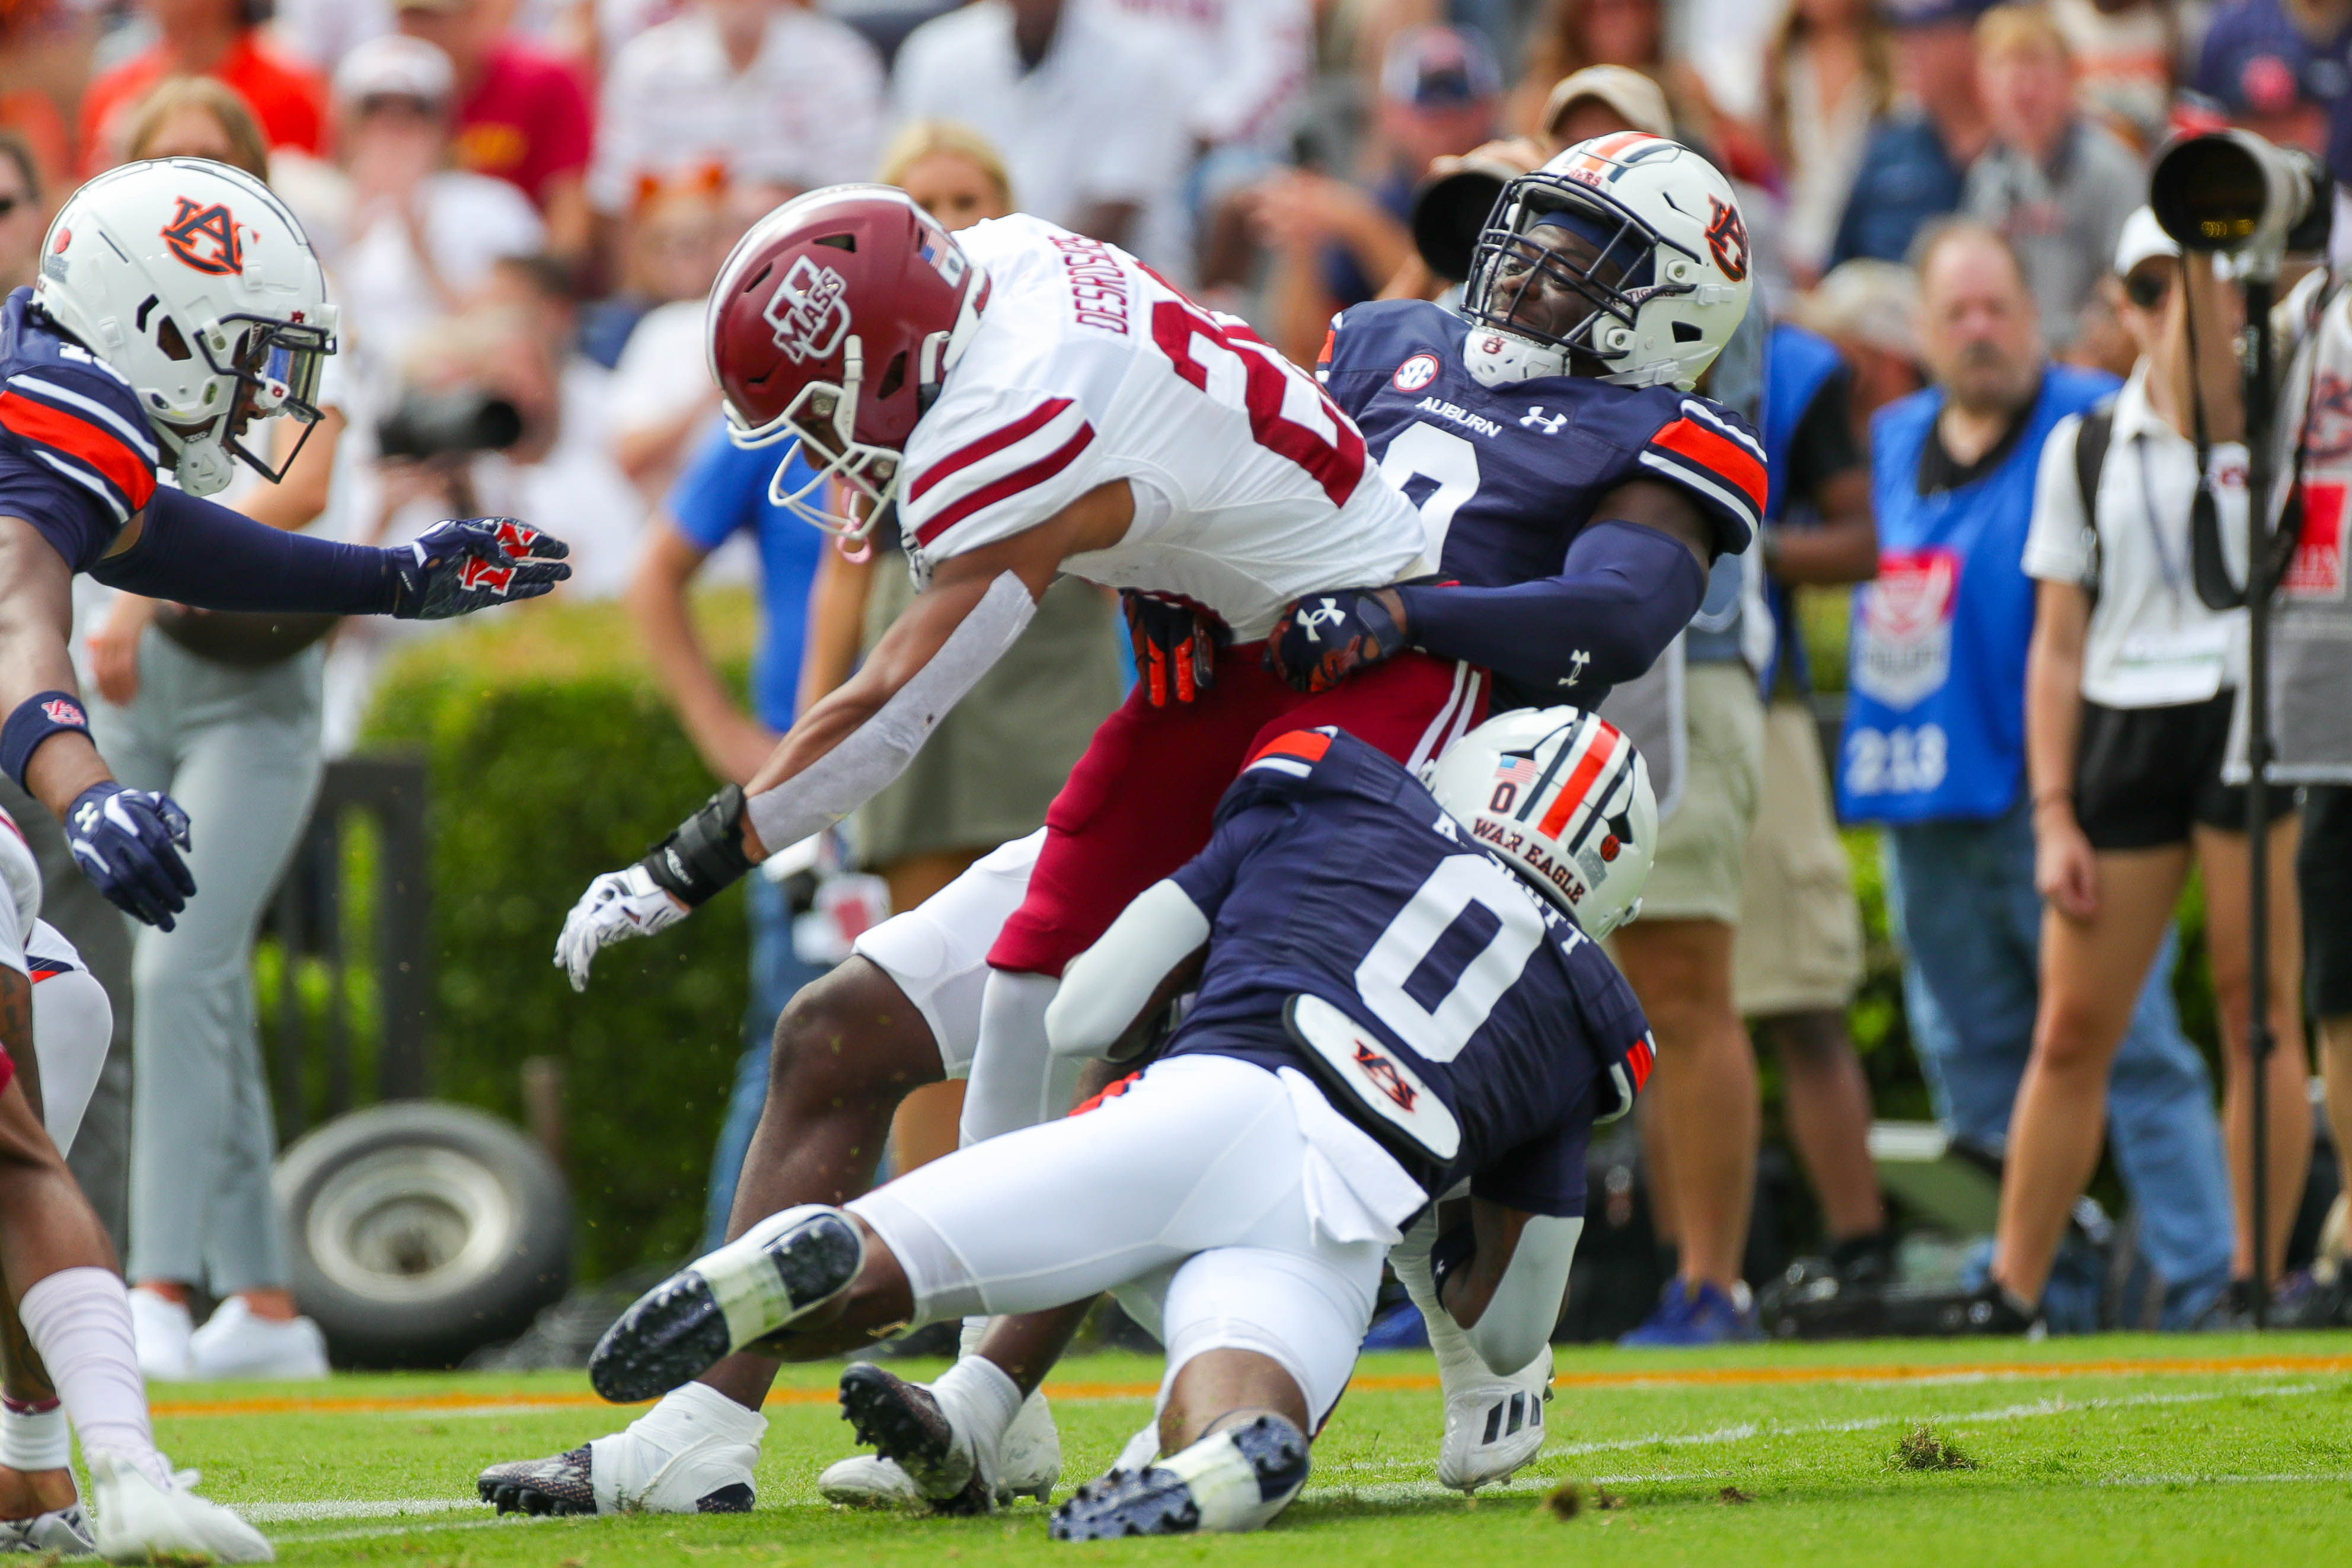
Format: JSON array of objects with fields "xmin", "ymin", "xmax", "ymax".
[
  {"xmin": 88, "ymin": 1454, "xmax": 273, "ymax": 1564},
  {"xmin": 0, "ymin": 1499, "xmax": 95, "ymax": 1555},
  {"xmin": 1109, "ymin": 1415, "xmax": 1160, "ymax": 1477},
  {"xmin": 817, "ymin": 1454, "xmax": 923, "ymax": 1509},
  {"xmin": 1436, "ymin": 1342, "xmax": 1552, "ymax": 1492},
  {"xmin": 821, "ymin": 1385, "xmax": 1058, "ymax": 1508},
  {"xmin": 477, "ymin": 1385, "xmax": 765, "ymax": 1516}
]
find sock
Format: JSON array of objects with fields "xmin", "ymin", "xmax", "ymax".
[
  {"xmin": 959, "ymin": 1316, "xmax": 988, "ymax": 1361},
  {"xmin": 930, "ymin": 1355, "xmax": 1022, "ymax": 1461},
  {"xmin": 0, "ymin": 1398, "xmax": 67, "ymax": 1474},
  {"xmin": 1392, "ymin": 1238, "xmax": 1491, "ymax": 1388},
  {"xmin": 628, "ymin": 1381, "xmax": 768, "ymax": 1452},
  {"xmin": 18, "ymin": 1269, "xmax": 167, "ymax": 1488}
]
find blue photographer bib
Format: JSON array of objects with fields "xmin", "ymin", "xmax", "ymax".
[{"xmin": 1837, "ymin": 366, "xmax": 2116, "ymax": 823}]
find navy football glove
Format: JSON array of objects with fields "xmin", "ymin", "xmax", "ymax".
[
  {"xmin": 66, "ymin": 783, "xmax": 194, "ymax": 930},
  {"xmin": 391, "ymin": 518, "xmax": 572, "ymax": 619},
  {"xmin": 1122, "ymin": 591, "xmax": 1228, "ymax": 706},
  {"xmin": 1266, "ymin": 586, "xmax": 1409, "ymax": 694}
]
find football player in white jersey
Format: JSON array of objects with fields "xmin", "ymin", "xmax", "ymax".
[{"xmin": 0, "ymin": 810, "xmax": 272, "ymax": 1561}]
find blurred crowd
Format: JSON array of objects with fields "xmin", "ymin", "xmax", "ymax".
[{"xmin": 8, "ymin": 0, "xmax": 2352, "ymax": 1376}]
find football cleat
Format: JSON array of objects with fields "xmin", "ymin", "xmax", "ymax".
[
  {"xmin": 1437, "ymin": 1342, "xmax": 1552, "ymax": 1492},
  {"xmin": 816, "ymin": 1455, "xmax": 923, "ymax": 1509},
  {"xmin": 1049, "ymin": 1414, "xmax": 1309, "ymax": 1540},
  {"xmin": 837, "ymin": 1364, "xmax": 997, "ymax": 1514},
  {"xmin": 0, "ymin": 1500, "xmax": 95, "ymax": 1555},
  {"xmin": 477, "ymin": 1387, "xmax": 765, "ymax": 1516},
  {"xmin": 820, "ymin": 1385, "xmax": 1059, "ymax": 1508},
  {"xmin": 88, "ymin": 1454, "xmax": 273, "ymax": 1564},
  {"xmin": 589, "ymin": 1206, "xmax": 863, "ymax": 1403}
]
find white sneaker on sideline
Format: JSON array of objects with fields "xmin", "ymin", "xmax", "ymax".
[
  {"xmin": 187, "ymin": 1301, "xmax": 328, "ymax": 1382},
  {"xmin": 88, "ymin": 1453, "xmax": 272, "ymax": 1564},
  {"xmin": 127, "ymin": 1291, "xmax": 193, "ymax": 1384}
]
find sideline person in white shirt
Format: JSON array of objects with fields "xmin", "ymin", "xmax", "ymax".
[{"xmin": 1990, "ymin": 207, "xmax": 2308, "ymax": 1325}]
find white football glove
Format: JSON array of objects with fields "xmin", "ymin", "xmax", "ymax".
[{"xmin": 554, "ymin": 864, "xmax": 689, "ymax": 992}]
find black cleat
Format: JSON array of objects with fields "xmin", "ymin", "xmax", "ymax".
[
  {"xmin": 478, "ymin": 1448, "xmax": 598, "ymax": 1516},
  {"xmin": 1050, "ymin": 1414, "xmax": 1309, "ymax": 1541},
  {"xmin": 590, "ymin": 1208, "xmax": 863, "ymax": 1403},
  {"xmin": 837, "ymin": 1362, "xmax": 992, "ymax": 1513}
]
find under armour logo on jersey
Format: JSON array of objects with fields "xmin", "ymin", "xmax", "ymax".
[
  {"xmin": 160, "ymin": 198, "xmax": 243, "ymax": 276},
  {"xmin": 1559, "ymin": 650, "xmax": 1591, "ymax": 687},
  {"xmin": 764, "ymin": 256, "xmax": 852, "ymax": 365},
  {"xmin": 1520, "ymin": 406, "xmax": 1568, "ymax": 435},
  {"xmin": 1295, "ymin": 598, "xmax": 1348, "ymax": 643}
]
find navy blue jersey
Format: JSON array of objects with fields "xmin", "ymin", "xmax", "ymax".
[
  {"xmin": 1318, "ymin": 299, "xmax": 1763, "ymax": 590},
  {"xmin": 1163, "ymin": 727, "xmax": 1654, "ymax": 1219},
  {"xmin": 0, "ymin": 288, "xmax": 162, "ymax": 570}
]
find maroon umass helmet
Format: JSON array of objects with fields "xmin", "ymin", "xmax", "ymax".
[{"xmin": 707, "ymin": 184, "xmax": 990, "ymax": 542}]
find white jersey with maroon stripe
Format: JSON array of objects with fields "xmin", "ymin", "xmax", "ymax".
[{"xmin": 898, "ymin": 215, "xmax": 1432, "ymax": 640}]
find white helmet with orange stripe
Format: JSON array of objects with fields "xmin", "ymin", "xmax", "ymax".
[
  {"xmin": 1461, "ymin": 132, "xmax": 1750, "ymax": 394},
  {"xmin": 1427, "ymin": 706, "xmax": 1655, "ymax": 938}
]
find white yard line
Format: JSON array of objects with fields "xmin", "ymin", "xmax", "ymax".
[{"xmin": 240, "ymin": 1499, "xmax": 491, "ymax": 1524}]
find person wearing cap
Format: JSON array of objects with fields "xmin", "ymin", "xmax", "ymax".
[
  {"xmin": 1962, "ymin": 6, "xmax": 2144, "ymax": 352},
  {"xmin": 1796, "ymin": 258, "xmax": 1927, "ymax": 421},
  {"xmin": 1842, "ymin": 218, "xmax": 2237, "ymax": 1334},
  {"xmin": 78, "ymin": 0, "xmax": 327, "ymax": 174},
  {"xmin": 395, "ymin": 0, "xmax": 594, "ymax": 265},
  {"xmin": 1242, "ymin": 24, "xmax": 1500, "ymax": 365},
  {"xmin": 1994, "ymin": 208, "xmax": 2315, "ymax": 1330},
  {"xmin": 1827, "ymin": 0, "xmax": 1993, "ymax": 272}
]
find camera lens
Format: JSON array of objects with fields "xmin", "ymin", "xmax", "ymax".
[{"xmin": 2151, "ymin": 135, "xmax": 2270, "ymax": 251}]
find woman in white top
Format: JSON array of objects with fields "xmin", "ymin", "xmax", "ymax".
[
  {"xmin": 1992, "ymin": 209, "xmax": 2309, "ymax": 1324},
  {"xmin": 1760, "ymin": 0, "xmax": 1892, "ymax": 288}
]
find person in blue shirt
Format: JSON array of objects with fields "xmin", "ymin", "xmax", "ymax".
[
  {"xmin": 577, "ymin": 714, "xmax": 1657, "ymax": 1539},
  {"xmin": 1828, "ymin": 0, "xmax": 1993, "ymax": 271}
]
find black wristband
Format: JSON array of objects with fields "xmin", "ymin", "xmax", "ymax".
[
  {"xmin": 1, "ymin": 691, "xmax": 92, "ymax": 792},
  {"xmin": 639, "ymin": 784, "xmax": 757, "ymax": 908}
]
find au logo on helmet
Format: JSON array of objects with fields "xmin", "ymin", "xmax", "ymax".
[
  {"xmin": 764, "ymin": 256, "xmax": 852, "ymax": 365},
  {"xmin": 1704, "ymin": 196, "xmax": 1749, "ymax": 282},
  {"xmin": 160, "ymin": 197, "xmax": 244, "ymax": 276}
]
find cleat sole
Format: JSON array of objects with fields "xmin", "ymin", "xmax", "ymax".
[
  {"xmin": 838, "ymin": 1362, "xmax": 979, "ymax": 1509},
  {"xmin": 1049, "ymin": 1470, "xmax": 1199, "ymax": 1540}
]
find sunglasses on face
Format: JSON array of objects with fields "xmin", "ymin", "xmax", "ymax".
[{"xmin": 2123, "ymin": 268, "xmax": 2172, "ymax": 311}]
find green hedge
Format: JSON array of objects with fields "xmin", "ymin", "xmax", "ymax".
[{"xmin": 362, "ymin": 595, "xmax": 763, "ymax": 1281}]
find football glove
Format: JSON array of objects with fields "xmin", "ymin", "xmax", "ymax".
[
  {"xmin": 66, "ymin": 783, "xmax": 194, "ymax": 930},
  {"xmin": 553, "ymin": 864, "xmax": 689, "ymax": 992},
  {"xmin": 1266, "ymin": 586, "xmax": 1409, "ymax": 694},
  {"xmin": 391, "ymin": 518, "xmax": 572, "ymax": 619},
  {"xmin": 1122, "ymin": 591, "xmax": 1228, "ymax": 706}
]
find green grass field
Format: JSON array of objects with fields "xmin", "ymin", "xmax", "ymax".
[{"xmin": 154, "ymin": 1336, "xmax": 2352, "ymax": 1566}]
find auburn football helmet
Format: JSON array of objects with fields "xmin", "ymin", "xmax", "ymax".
[
  {"xmin": 1461, "ymin": 133, "xmax": 1751, "ymax": 393},
  {"xmin": 707, "ymin": 184, "xmax": 990, "ymax": 542}
]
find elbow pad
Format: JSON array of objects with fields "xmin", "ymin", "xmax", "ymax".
[
  {"xmin": 745, "ymin": 572, "xmax": 1036, "ymax": 854},
  {"xmin": 1045, "ymin": 879, "xmax": 1210, "ymax": 1060},
  {"xmin": 91, "ymin": 487, "xmax": 395, "ymax": 614},
  {"xmin": 1394, "ymin": 520, "xmax": 1706, "ymax": 692}
]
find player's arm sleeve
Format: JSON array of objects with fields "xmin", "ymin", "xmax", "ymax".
[
  {"xmin": 897, "ymin": 391, "xmax": 1103, "ymax": 567},
  {"xmin": 1393, "ymin": 518, "xmax": 1707, "ymax": 692},
  {"xmin": 1456, "ymin": 1206, "xmax": 1583, "ymax": 1377},
  {"xmin": 1044, "ymin": 879, "xmax": 1211, "ymax": 1061},
  {"xmin": 1635, "ymin": 398, "xmax": 1766, "ymax": 556},
  {"xmin": 90, "ymin": 485, "xmax": 398, "ymax": 614}
]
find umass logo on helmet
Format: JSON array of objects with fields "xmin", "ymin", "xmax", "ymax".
[
  {"xmin": 160, "ymin": 197, "xmax": 244, "ymax": 276},
  {"xmin": 764, "ymin": 256, "xmax": 852, "ymax": 366}
]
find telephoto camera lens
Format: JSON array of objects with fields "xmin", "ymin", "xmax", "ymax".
[
  {"xmin": 1411, "ymin": 160, "xmax": 1521, "ymax": 283},
  {"xmin": 376, "ymin": 389, "xmax": 526, "ymax": 461}
]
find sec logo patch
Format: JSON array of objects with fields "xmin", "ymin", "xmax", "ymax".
[{"xmin": 1391, "ymin": 353, "xmax": 1440, "ymax": 393}]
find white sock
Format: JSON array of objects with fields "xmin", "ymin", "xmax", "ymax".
[
  {"xmin": 959, "ymin": 1317, "xmax": 988, "ymax": 1361},
  {"xmin": 0, "ymin": 1398, "xmax": 67, "ymax": 1474},
  {"xmin": 18, "ymin": 1269, "xmax": 167, "ymax": 1488},
  {"xmin": 930, "ymin": 1355, "xmax": 1022, "ymax": 1459},
  {"xmin": 628, "ymin": 1381, "xmax": 767, "ymax": 1452},
  {"xmin": 1392, "ymin": 1240, "xmax": 1489, "ymax": 1387}
]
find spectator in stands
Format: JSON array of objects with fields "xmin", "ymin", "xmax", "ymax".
[
  {"xmin": 2193, "ymin": 0, "xmax": 2351, "ymax": 159},
  {"xmin": 0, "ymin": 2, "xmax": 84, "ymax": 193},
  {"xmin": 80, "ymin": 0, "xmax": 326, "ymax": 172},
  {"xmin": 1837, "ymin": 221, "xmax": 2233, "ymax": 1331},
  {"xmin": 1762, "ymin": 0, "xmax": 1895, "ymax": 286},
  {"xmin": 2050, "ymin": 0, "xmax": 2190, "ymax": 148},
  {"xmin": 1999, "ymin": 210, "xmax": 2306, "ymax": 1329},
  {"xmin": 891, "ymin": 0, "xmax": 1188, "ymax": 261},
  {"xmin": 88, "ymin": 79, "xmax": 350, "ymax": 1383},
  {"xmin": 1080, "ymin": 0, "xmax": 1311, "ymax": 174},
  {"xmin": 0, "ymin": 131, "xmax": 39, "ymax": 293},
  {"xmin": 1828, "ymin": 0, "xmax": 1992, "ymax": 271},
  {"xmin": 395, "ymin": 0, "xmax": 594, "ymax": 264},
  {"xmin": 1796, "ymin": 257, "xmax": 1926, "ymax": 424},
  {"xmin": 796, "ymin": 117, "xmax": 1125, "ymax": 1190},
  {"xmin": 588, "ymin": 0, "xmax": 883, "ymax": 226},
  {"xmin": 317, "ymin": 33, "xmax": 546, "ymax": 406},
  {"xmin": 1735, "ymin": 320, "xmax": 1895, "ymax": 1294},
  {"xmin": 605, "ymin": 175, "xmax": 738, "ymax": 505},
  {"xmin": 1962, "ymin": 5, "xmax": 2142, "ymax": 352},
  {"xmin": 1511, "ymin": 0, "xmax": 1757, "ymax": 169},
  {"xmin": 1242, "ymin": 25, "xmax": 1496, "ymax": 366}
]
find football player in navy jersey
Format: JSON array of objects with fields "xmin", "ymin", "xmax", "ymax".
[
  {"xmin": 0, "ymin": 159, "xmax": 568, "ymax": 933},
  {"xmin": 580, "ymin": 711, "xmax": 1657, "ymax": 1538}
]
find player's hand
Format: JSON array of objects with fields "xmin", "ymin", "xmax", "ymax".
[
  {"xmin": 1122, "ymin": 591, "xmax": 1228, "ymax": 706},
  {"xmin": 66, "ymin": 783, "xmax": 194, "ymax": 930},
  {"xmin": 1266, "ymin": 586, "xmax": 1409, "ymax": 694},
  {"xmin": 553, "ymin": 864, "xmax": 689, "ymax": 992},
  {"xmin": 390, "ymin": 518, "xmax": 572, "ymax": 619}
]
